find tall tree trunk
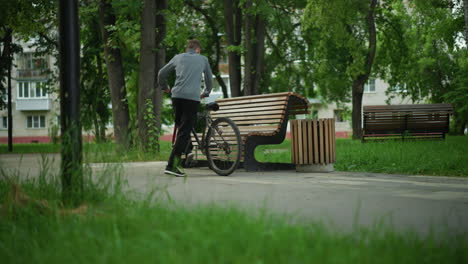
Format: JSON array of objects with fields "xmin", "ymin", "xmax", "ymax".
[
  {"xmin": 351, "ymin": 0, "xmax": 377, "ymax": 140},
  {"xmin": 351, "ymin": 80, "xmax": 365, "ymax": 140},
  {"xmin": 59, "ymin": 0, "xmax": 83, "ymax": 205},
  {"xmin": 0, "ymin": 28, "xmax": 13, "ymax": 110},
  {"xmin": 137, "ymin": 0, "xmax": 156, "ymax": 150},
  {"xmin": 252, "ymin": 16, "xmax": 266, "ymax": 95},
  {"xmin": 243, "ymin": 1, "xmax": 266, "ymax": 96},
  {"xmin": 244, "ymin": 0, "xmax": 253, "ymax": 96},
  {"xmin": 98, "ymin": 0, "xmax": 131, "ymax": 148},
  {"xmin": 95, "ymin": 52, "xmax": 108, "ymax": 142},
  {"xmin": 0, "ymin": 28, "xmax": 13, "ymax": 73},
  {"xmin": 1, "ymin": 28, "xmax": 13, "ymax": 151},
  {"xmin": 224, "ymin": 0, "xmax": 242, "ymax": 97},
  {"xmin": 153, "ymin": 0, "xmax": 167, "ymax": 152},
  {"xmin": 5, "ymin": 29, "xmax": 13, "ymax": 152},
  {"xmin": 464, "ymin": 0, "xmax": 468, "ymax": 45},
  {"xmin": 92, "ymin": 108, "xmax": 100, "ymax": 142}
]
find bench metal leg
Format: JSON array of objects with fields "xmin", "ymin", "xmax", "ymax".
[{"xmin": 243, "ymin": 115, "xmax": 295, "ymax": 172}]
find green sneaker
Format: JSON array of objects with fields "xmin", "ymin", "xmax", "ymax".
[
  {"xmin": 164, "ymin": 166, "xmax": 185, "ymax": 177},
  {"xmin": 164, "ymin": 156, "xmax": 186, "ymax": 177}
]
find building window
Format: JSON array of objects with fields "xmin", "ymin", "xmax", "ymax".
[
  {"xmin": 17, "ymin": 53, "xmax": 49, "ymax": 78},
  {"xmin": 17, "ymin": 81, "xmax": 48, "ymax": 99},
  {"xmin": 27, "ymin": 115, "xmax": 46, "ymax": 128},
  {"xmin": 364, "ymin": 79, "xmax": 376, "ymax": 93},
  {"xmin": 1, "ymin": 116, "xmax": 7, "ymax": 129},
  {"xmin": 17, "ymin": 53, "xmax": 48, "ymax": 70}
]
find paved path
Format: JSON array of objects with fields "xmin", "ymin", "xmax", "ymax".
[{"xmin": 2, "ymin": 153, "xmax": 468, "ymax": 235}]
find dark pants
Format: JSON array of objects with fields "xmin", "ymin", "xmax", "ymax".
[{"xmin": 167, "ymin": 98, "xmax": 199, "ymax": 169}]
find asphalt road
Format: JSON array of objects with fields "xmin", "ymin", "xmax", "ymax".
[{"xmin": 2, "ymin": 153, "xmax": 468, "ymax": 235}]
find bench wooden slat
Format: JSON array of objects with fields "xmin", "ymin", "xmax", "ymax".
[
  {"xmin": 213, "ymin": 105, "xmax": 286, "ymax": 115},
  {"xmin": 216, "ymin": 92, "xmax": 291, "ymax": 102},
  {"xmin": 212, "ymin": 110, "xmax": 285, "ymax": 118},
  {"xmin": 237, "ymin": 125, "xmax": 279, "ymax": 132},
  {"xmin": 364, "ymin": 116, "xmax": 451, "ymax": 120},
  {"xmin": 368, "ymin": 118, "xmax": 452, "ymax": 121},
  {"xmin": 234, "ymin": 119, "xmax": 281, "ymax": 125},
  {"xmin": 217, "ymin": 101, "xmax": 287, "ymax": 110},
  {"xmin": 216, "ymin": 96, "xmax": 289, "ymax": 106},
  {"xmin": 365, "ymin": 108, "xmax": 453, "ymax": 112},
  {"xmin": 364, "ymin": 104, "xmax": 453, "ymax": 110},
  {"xmin": 221, "ymin": 114, "xmax": 284, "ymax": 121}
]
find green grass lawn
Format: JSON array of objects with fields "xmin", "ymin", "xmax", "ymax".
[
  {"xmin": 0, "ymin": 143, "xmax": 61, "ymax": 153},
  {"xmin": 82, "ymin": 141, "xmax": 173, "ymax": 163},
  {"xmin": 1, "ymin": 136, "xmax": 467, "ymax": 176},
  {"xmin": 1, "ymin": 172, "xmax": 467, "ymax": 264},
  {"xmin": 0, "ymin": 141, "xmax": 173, "ymax": 163},
  {"xmin": 257, "ymin": 136, "xmax": 468, "ymax": 177}
]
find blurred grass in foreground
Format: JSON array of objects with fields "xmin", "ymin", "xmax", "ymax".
[{"xmin": 0, "ymin": 164, "xmax": 467, "ymax": 264}]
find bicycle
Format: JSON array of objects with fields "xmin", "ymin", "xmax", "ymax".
[{"xmin": 173, "ymin": 102, "xmax": 242, "ymax": 176}]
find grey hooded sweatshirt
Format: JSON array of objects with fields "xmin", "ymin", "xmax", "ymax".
[{"xmin": 157, "ymin": 49, "xmax": 213, "ymax": 102}]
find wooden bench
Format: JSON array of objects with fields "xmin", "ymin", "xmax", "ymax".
[
  {"xmin": 362, "ymin": 104, "xmax": 453, "ymax": 141},
  {"xmin": 191, "ymin": 92, "xmax": 310, "ymax": 171}
]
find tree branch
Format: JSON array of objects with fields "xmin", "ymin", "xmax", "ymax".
[{"xmin": 38, "ymin": 32, "xmax": 59, "ymax": 49}]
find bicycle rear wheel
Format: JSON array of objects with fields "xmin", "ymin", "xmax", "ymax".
[{"xmin": 206, "ymin": 117, "xmax": 241, "ymax": 176}]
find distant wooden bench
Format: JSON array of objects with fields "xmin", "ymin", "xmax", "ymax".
[
  {"xmin": 362, "ymin": 104, "xmax": 453, "ymax": 141},
  {"xmin": 191, "ymin": 92, "xmax": 310, "ymax": 171}
]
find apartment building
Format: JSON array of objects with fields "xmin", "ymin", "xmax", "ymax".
[{"xmin": 0, "ymin": 43, "xmax": 59, "ymax": 143}]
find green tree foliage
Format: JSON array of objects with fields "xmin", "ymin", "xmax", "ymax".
[
  {"xmin": 376, "ymin": 0, "xmax": 467, "ymax": 133},
  {"xmin": 80, "ymin": 1, "xmax": 111, "ymax": 142},
  {"xmin": 303, "ymin": 0, "xmax": 378, "ymax": 139},
  {"xmin": 444, "ymin": 52, "xmax": 468, "ymax": 134},
  {"xmin": 6, "ymin": 0, "xmax": 466, "ymax": 145},
  {"xmin": 262, "ymin": 0, "xmax": 310, "ymax": 96}
]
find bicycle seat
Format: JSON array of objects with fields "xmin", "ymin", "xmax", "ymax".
[{"xmin": 206, "ymin": 102, "xmax": 219, "ymax": 111}]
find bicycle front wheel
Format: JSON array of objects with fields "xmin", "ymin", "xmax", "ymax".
[{"xmin": 206, "ymin": 117, "xmax": 241, "ymax": 176}]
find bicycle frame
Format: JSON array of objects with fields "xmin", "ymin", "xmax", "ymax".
[
  {"xmin": 191, "ymin": 111, "xmax": 213, "ymax": 155},
  {"xmin": 172, "ymin": 104, "xmax": 242, "ymax": 175},
  {"xmin": 172, "ymin": 109, "xmax": 213, "ymax": 155}
]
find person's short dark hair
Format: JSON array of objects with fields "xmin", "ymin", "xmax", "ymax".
[{"xmin": 187, "ymin": 39, "xmax": 202, "ymax": 50}]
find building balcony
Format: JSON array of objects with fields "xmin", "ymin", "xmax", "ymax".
[
  {"xmin": 17, "ymin": 69, "xmax": 48, "ymax": 79},
  {"xmin": 16, "ymin": 98, "xmax": 51, "ymax": 111}
]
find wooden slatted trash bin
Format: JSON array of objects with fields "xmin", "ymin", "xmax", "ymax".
[{"xmin": 290, "ymin": 119, "xmax": 336, "ymax": 172}]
